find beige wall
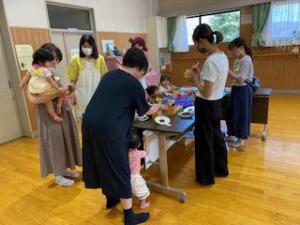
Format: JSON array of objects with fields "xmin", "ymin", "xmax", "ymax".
[
  {"xmin": 158, "ymin": 0, "xmax": 272, "ymax": 16},
  {"xmin": 3, "ymin": 0, "xmax": 156, "ymax": 33}
]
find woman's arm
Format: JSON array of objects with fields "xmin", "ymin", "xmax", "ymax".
[
  {"xmin": 26, "ymin": 88, "xmax": 58, "ymax": 104},
  {"xmin": 228, "ymin": 69, "xmax": 243, "ymax": 84},
  {"xmin": 45, "ymin": 77, "xmax": 65, "ymax": 97},
  {"xmin": 145, "ymin": 104, "xmax": 160, "ymax": 116},
  {"xmin": 199, "ymin": 80, "xmax": 213, "ymax": 99}
]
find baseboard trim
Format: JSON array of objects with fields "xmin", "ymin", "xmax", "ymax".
[{"xmin": 271, "ymin": 89, "xmax": 300, "ymax": 95}]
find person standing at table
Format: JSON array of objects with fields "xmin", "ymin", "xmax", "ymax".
[
  {"xmin": 67, "ymin": 33, "xmax": 108, "ymax": 117},
  {"xmin": 129, "ymin": 37, "xmax": 161, "ymax": 89},
  {"xmin": 186, "ymin": 24, "xmax": 229, "ymax": 185},
  {"xmin": 129, "ymin": 37, "xmax": 149, "ymax": 89},
  {"xmin": 82, "ymin": 48, "xmax": 161, "ymax": 225},
  {"xmin": 226, "ymin": 38, "xmax": 254, "ymax": 149}
]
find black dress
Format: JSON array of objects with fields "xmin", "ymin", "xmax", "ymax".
[{"xmin": 82, "ymin": 69, "xmax": 150, "ymax": 199}]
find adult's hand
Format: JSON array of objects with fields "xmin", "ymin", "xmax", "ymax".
[
  {"xmin": 57, "ymin": 87, "xmax": 65, "ymax": 97},
  {"xmin": 146, "ymin": 104, "xmax": 160, "ymax": 115}
]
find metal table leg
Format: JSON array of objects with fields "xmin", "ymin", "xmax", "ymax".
[{"xmin": 146, "ymin": 133, "xmax": 187, "ymax": 203}]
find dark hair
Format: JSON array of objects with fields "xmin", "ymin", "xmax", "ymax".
[
  {"xmin": 41, "ymin": 43, "xmax": 63, "ymax": 63},
  {"xmin": 32, "ymin": 48, "xmax": 54, "ymax": 65},
  {"xmin": 146, "ymin": 85, "xmax": 159, "ymax": 96},
  {"xmin": 129, "ymin": 133, "xmax": 141, "ymax": 149},
  {"xmin": 160, "ymin": 74, "xmax": 171, "ymax": 83},
  {"xmin": 228, "ymin": 38, "xmax": 253, "ymax": 61},
  {"xmin": 129, "ymin": 37, "xmax": 148, "ymax": 51},
  {"xmin": 193, "ymin": 24, "xmax": 223, "ymax": 44},
  {"xmin": 79, "ymin": 33, "xmax": 99, "ymax": 59},
  {"xmin": 123, "ymin": 47, "xmax": 148, "ymax": 72}
]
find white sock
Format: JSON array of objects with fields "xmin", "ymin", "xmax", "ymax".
[{"xmin": 55, "ymin": 175, "xmax": 74, "ymax": 187}]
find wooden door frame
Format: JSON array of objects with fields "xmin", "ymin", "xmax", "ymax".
[{"xmin": 0, "ymin": 0, "xmax": 33, "ymax": 137}]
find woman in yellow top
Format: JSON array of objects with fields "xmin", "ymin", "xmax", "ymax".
[{"xmin": 67, "ymin": 34, "xmax": 108, "ymax": 116}]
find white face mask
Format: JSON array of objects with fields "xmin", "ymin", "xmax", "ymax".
[{"xmin": 82, "ymin": 47, "xmax": 93, "ymax": 56}]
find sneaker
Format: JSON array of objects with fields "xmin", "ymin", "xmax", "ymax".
[
  {"xmin": 225, "ymin": 136, "xmax": 237, "ymax": 143},
  {"xmin": 55, "ymin": 176, "xmax": 74, "ymax": 187},
  {"xmin": 231, "ymin": 139, "xmax": 245, "ymax": 151}
]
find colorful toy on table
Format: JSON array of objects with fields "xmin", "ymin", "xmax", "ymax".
[
  {"xmin": 162, "ymin": 95, "xmax": 193, "ymax": 108},
  {"xmin": 179, "ymin": 86, "xmax": 199, "ymax": 97}
]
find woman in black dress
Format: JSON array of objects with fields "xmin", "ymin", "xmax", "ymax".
[{"xmin": 82, "ymin": 48, "xmax": 160, "ymax": 225}]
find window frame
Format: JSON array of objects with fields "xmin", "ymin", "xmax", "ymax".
[
  {"xmin": 46, "ymin": 1, "xmax": 96, "ymax": 32},
  {"xmin": 186, "ymin": 9, "xmax": 241, "ymax": 46}
]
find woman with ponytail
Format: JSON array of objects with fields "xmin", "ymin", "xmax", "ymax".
[
  {"xmin": 186, "ymin": 24, "xmax": 229, "ymax": 185},
  {"xmin": 227, "ymin": 38, "xmax": 254, "ymax": 149}
]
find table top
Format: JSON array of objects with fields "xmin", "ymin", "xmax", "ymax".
[
  {"xmin": 133, "ymin": 115, "xmax": 194, "ymax": 135},
  {"xmin": 224, "ymin": 88, "xmax": 272, "ymax": 97}
]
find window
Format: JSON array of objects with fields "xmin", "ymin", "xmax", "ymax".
[
  {"xmin": 186, "ymin": 10, "xmax": 240, "ymax": 45},
  {"xmin": 261, "ymin": 0, "xmax": 300, "ymax": 46},
  {"xmin": 47, "ymin": 4, "xmax": 92, "ymax": 30}
]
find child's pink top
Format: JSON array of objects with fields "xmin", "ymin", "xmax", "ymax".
[{"xmin": 129, "ymin": 148, "xmax": 147, "ymax": 175}]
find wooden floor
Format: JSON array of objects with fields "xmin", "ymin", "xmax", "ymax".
[{"xmin": 0, "ymin": 95, "xmax": 300, "ymax": 225}]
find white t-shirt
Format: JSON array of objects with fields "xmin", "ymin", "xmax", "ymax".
[
  {"xmin": 196, "ymin": 52, "xmax": 229, "ymax": 101},
  {"xmin": 232, "ymin": 55, "xmax": 254, "ymax": 86}
]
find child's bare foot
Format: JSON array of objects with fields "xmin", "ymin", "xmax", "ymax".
[
  {"xmin": 53, "ymin": 115, "xmax": 64, "ymax": 123},
  {"xmin": 140, "ymin": 199, "xmax": 150, "ymax": 209}
]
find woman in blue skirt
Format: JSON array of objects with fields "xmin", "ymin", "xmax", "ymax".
[{"xmin": 227, "ymin": 38, "xmax": 254, "ymax": 149}]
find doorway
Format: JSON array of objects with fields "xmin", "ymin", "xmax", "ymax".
[
  {"xmin": 0, "ymin": 31, "xmax": 22, "ymax": 144},
  {"xmin": 51, "ymin": 30, "xmax": 93, "ymax": 84}
]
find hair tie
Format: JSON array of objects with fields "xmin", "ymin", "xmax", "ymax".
[{"xmin": 213, "ymin": 33, "xmax": 217, "ymax": 44}]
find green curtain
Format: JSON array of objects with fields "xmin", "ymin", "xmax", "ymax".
[
  {"xmin": 251, "ymin": 2, "xmax": 271, "ymax": 47},
  {"xmin": 167, "ymin": 17, "xmax": 177, "ymax": 52}
]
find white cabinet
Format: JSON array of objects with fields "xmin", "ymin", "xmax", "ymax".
[
  {"xmin": 156, "ymin": 17, "xmax": 168, "ymax": 48},
  {"xmin": 146, "ymin": 16, "xmax": 168, "ymax": 71}
]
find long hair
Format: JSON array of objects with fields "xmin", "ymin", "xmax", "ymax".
[
  {"xmin": 228, "ymin": 38, "xmax": 253, "ymax": 61},
  {"xmin": 79, "ymin": 33, "xmax": 99, "ymax": 59}
]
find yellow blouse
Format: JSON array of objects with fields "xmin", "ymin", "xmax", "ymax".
[{"xmin": 67, "ymin": 55, "xmax": 108, "ymax": 81}]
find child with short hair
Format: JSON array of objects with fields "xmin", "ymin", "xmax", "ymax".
[
  {"xmin": 146, "ymin": 85, "xmax": 161, "ymax": 104},
  {"xmin": 128, "ymin": 133, "xmax": 150, "ymax": 209},
  {"xmin": 159, "ymin": 74, "xmax": 176, "ymax": 95},
  {"xmin": 20, "ymin": 48, "xmax": 72, "ymax": 123}
]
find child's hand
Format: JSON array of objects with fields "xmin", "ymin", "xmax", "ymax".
[{"xmin": 57, "ymin": 87, "xmax": 65, "ymax": 97}]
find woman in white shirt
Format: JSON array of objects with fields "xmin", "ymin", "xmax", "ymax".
[
  {"xmin": 227, "ymin": 38, "xmax": 254, "ymax": 149},
  {"xmin": 187, "ymin": 24, "xmax": 229, "ymax": 185}
]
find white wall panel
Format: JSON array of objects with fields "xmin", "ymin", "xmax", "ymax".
[{"xmin": 3, "ymin": 0, "xmax": 153, "ymax": 32}]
